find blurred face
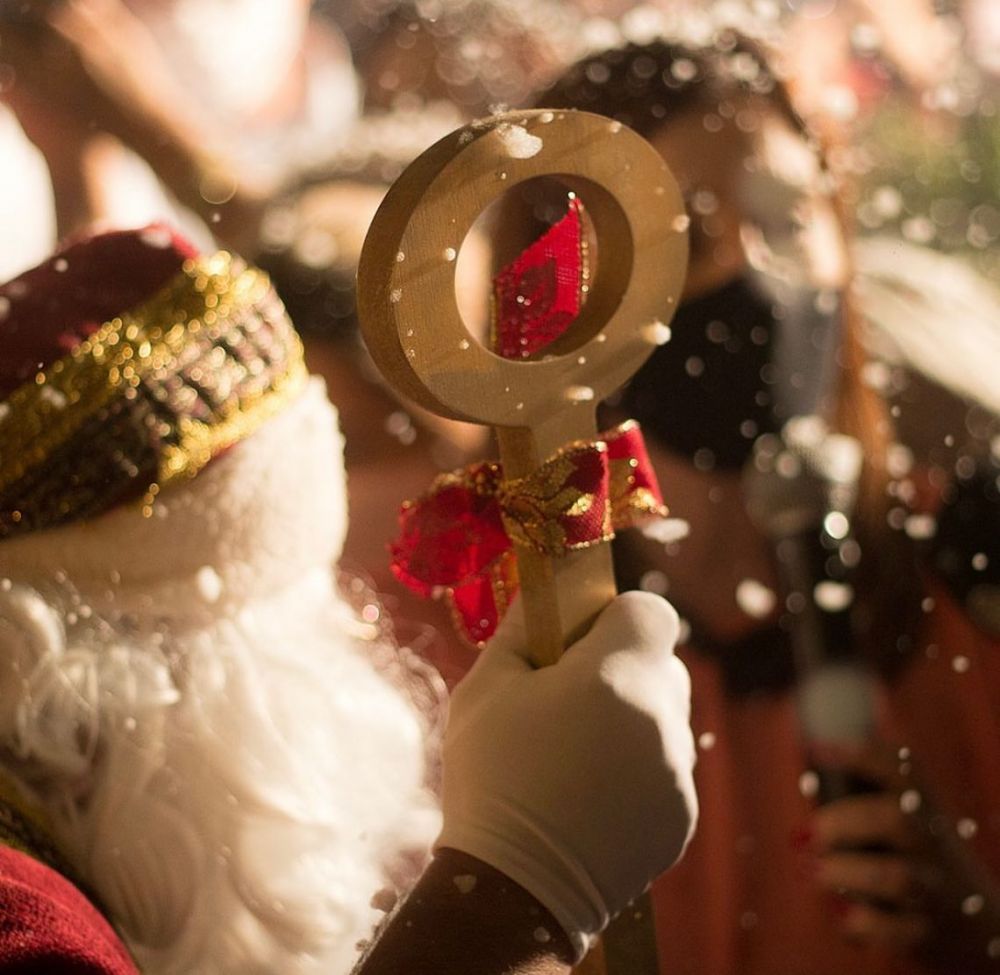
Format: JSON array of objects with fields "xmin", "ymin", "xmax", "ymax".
[
  {"xmin": 650, "ymin": 105, "xmax": 752, "ymax": 300},
  {"xmin": 649, "ymin": 98, "xmax": 849, "ymax": 300},
  {"xmin": 615, "ymin": 97, "xmax": 850, "ymax": 641}
]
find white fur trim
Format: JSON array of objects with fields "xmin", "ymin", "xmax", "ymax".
[{"xmin": 0, "ymin": 379, "xmax": 348, "ymax": 631}]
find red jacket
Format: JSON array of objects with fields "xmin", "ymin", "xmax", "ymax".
[
  {"xmin": 652, "ymin": 581, "xmax": 1000, "ymax": 975},
  {"xmin": 0, "ymin": 845, "xmax": 137, "ymax": 974}
]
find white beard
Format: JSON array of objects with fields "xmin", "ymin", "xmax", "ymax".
[{"xmin": 0, "ymin": 381, "xmax": 444, "ymax": 974}]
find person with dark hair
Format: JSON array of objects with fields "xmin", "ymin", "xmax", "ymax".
[{"xmin": 532, "ymin": 35, "xmax": 1000, "ymax": 975}]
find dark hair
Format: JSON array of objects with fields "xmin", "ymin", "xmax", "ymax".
[{"xmin": 537, "ymin": 36, "xmax": 814, "ymax": 149}]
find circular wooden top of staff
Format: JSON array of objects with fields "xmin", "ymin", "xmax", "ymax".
[{"xmin": 357, "ymin": 108, "xmax": 688, "ymax": 434}]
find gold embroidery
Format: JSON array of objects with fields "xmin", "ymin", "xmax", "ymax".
[
  {"xmin": 609, "ymin": 456, "xmax": 668, "ymax": 526},
  {"xmin": 498, "ymin": 444, "xmax": 613, "ymax": 556},
  {"xmin": 565, "ymin": 492, "xmax": 596, "ymax": 517},
  {"xmin": 0, "ymin": 253, "xmax": 306, "ymax": 538}
]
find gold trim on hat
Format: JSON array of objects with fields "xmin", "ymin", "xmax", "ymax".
[{"xmin": 0, "ymin": 252, "xmax": 307, "ymax": 538}]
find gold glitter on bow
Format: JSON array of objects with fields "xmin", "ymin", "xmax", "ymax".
[
  {"xmin": 609, "ymin": 446, "xmax": 665, "ymax": 526},
  {"xmin": 391, "ymin": 421, "xmax": 667, "ymax": 645},
  {"xmin": 498, "ymin": 443, "xmax": 613, "ymax": 557}
]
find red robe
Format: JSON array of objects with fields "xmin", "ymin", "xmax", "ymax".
[{"xmin": 0, "ymin": 845, "xmax": 137, "ymax": 974}]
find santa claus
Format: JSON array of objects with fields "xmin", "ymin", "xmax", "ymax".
[
  {"xmin": 0, "ymin": 224, "xmax": 444, "ymax": 974},
  {"xmin": 0, "ymin": 226, "xmax": 697, "ymax": 975}
]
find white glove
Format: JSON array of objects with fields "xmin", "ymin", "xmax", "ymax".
[{"xmin": 437, "ymin": 590, "xmax": 698, "ymax": 959}]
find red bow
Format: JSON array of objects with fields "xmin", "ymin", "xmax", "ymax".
[{"xmin": 390, "ymin": 422, "xmax": 666, "ymax": 646}]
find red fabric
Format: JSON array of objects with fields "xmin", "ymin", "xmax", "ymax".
[
  {"xmin": 0, "ymin": 846, "xmax": 137, "ymax": 974},
  {"xmin": 392, "ymin": 463, "xmax": 510, "ymax": 601},
  {"xmin": 651, "ymin": 584, "xmax": 1000, "ymax": 975},
  {"xmin": 0, "ymin": 224, "xmax": 196, "ymax": 399},
  {"xmin": 606, "ymin": 420, "xmax": 662, "ymax": 523},
  {"xmin": 492, "ymin": 196, "xmax": 584, "ymax": 359},
  {"xmin": 391, "ymin": 423, "xmax": 665, "ymax": 645}
]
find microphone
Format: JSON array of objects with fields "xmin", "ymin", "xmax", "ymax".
[{"xmin": 744, "ymin": 416, "xmax": 878, "ymax": 804}]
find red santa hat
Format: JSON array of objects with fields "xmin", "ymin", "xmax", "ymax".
[{"xmin": 0, "ymin": 225, "xmax": 306, "ymax": 540}]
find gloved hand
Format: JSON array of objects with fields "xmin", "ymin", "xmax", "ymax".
[{"xmin": 437, "ymin": 590, "xmax": 698, "ymax": 959}]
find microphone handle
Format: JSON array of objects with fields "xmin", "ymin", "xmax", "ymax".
[{"xmin": 778, "ymin": 532, "xmax": 885, "ymax": 808}]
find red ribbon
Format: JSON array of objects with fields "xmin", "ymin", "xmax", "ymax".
[
  {"xmin": 492, "ymin": 195, "xmax": 586, "ymax": 359},
  {"xmin": 390, "ymin": 422, "xmax": 666, "ymax": 646}
]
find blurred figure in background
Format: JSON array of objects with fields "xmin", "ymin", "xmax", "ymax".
[
  {"xmin": 343, "ymin": 0, "xmax": 578, "ymax": 116},
  {"xmin": 535, "ymin": 34, "xmax": 1000, "ymax": 975},
  {"xmin": 0, "ymin": 0, "xmax": 499, "ymax": 676},
  {"xmin": 0, "ymin": 0, "xmax": 358, "ymax": 259}
]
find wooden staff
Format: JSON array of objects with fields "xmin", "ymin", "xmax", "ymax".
[{"xmin": 357, "ymin": 108, "xmax": 688, "ymax": 971}]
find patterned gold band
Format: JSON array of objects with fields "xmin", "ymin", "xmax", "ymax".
[{"xmin": 0, "ymin": 252, "xmax": 307, "ymax": 540}]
